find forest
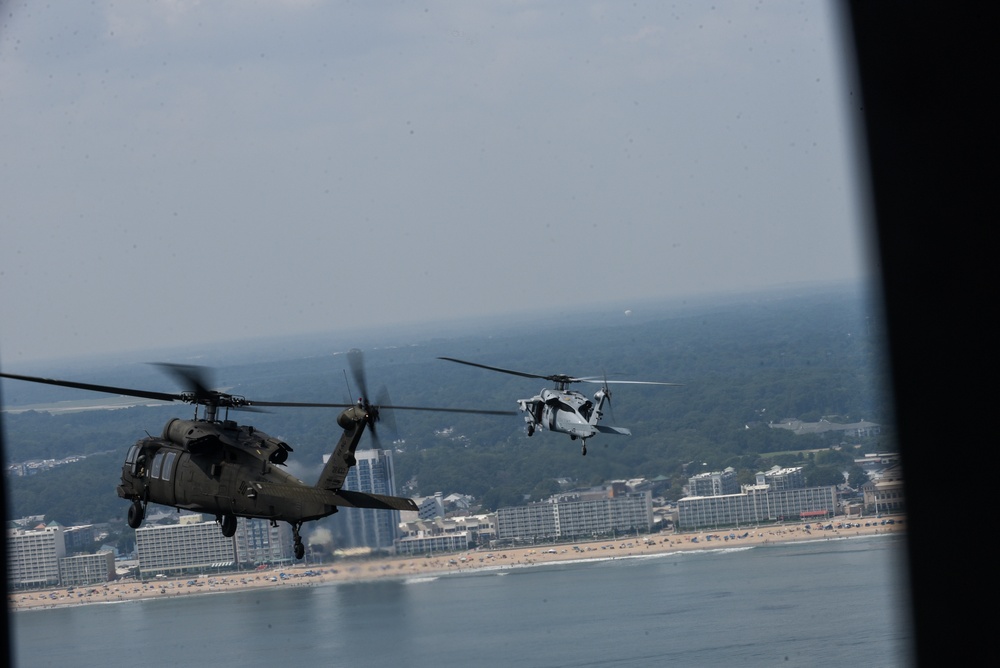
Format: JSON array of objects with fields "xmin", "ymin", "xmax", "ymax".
[{"xmin": 3, "ymin": 281, "xmax": 893, "ymax": 528}]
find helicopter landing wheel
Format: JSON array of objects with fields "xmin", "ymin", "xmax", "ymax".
[
  {"xmin": 220, "ymin": 513, "xmax": 238, "ymax": 538},
  {"xmin": 581, "ymin": 443, "xmax": 587, "ymax": 456},
  {"xmin": 292, "ymin": 522, "xmax": 305, "ymax": 560},
  {"xmin": 127, "ymin": 500, "xmax": 145, "ymax": 529},
  {"xmin": 526, "ymin": 423, "xmax": 535, "ymax": 437}
]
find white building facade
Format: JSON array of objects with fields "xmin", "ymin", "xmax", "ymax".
[
  {"xmin": 59, "ymin": 551, "xmax": 116, "ymax": 587},
  {"xmin": 496, "ymin": 489, "xmax": 653, "ymax": 543},
  {"xmin": 135, "ymin": 516, "xmax": 236, "ymax": 579},
  {"xmin": 135, "ymin": 514, "xmax": 297, "ymax": 578},
  {"xmin": 7, "ymin": 523, "xmax": 66, "ymax": 590},
  {"xmin": 687, "ymin": 467, "xmax": 740, "ymax": 497},
  {"xmin": 677, "ymin": 466, "xmax": 837, "ymax": 530}
]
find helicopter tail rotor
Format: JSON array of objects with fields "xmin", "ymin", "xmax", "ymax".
[
  {"xmin": 347, "ymin": 349, "xmax": 369, "ymax": 405},
  {"xmin": 347, "ymin": 348, "xmax": 390, "ymax": 448},
  {"xmin": 600, "ymin": 371, "xmax": 618, "ymax": 425},
  {"xmin": 372, "ymin": 385, "xmax": 400, "ymax": 449}
]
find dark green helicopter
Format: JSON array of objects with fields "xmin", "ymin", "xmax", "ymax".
[{"xmin": 1, "ymin": 350, "xmax": 513, "ymax": 560}]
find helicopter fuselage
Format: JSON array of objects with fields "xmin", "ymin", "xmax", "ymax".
[
  {"xmin": 518, "ymin": 386, "xmax": 630, "ymax": 454},
  {"xmin": 116, "ymin": 420, "xmax": 337, "ymax": 524},
  {"xmin": 436, "ymin": 356, "xmax": 674, "ymax": 456},
  {"xmin": 2, "ymin": 355, "xmax": 466, "ymax": 561},
  {"xmin": 116, "ymin": 405, "xmax": 418, "ymax": 560}
]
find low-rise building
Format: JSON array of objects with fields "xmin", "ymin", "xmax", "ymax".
[
  {"xmin": 59, "ymin": 551, "xmax": 116, "ymax": 587},
  {"xmin": 395, "ymin": 513, "xmax": 496, "ymax": 555},
  {"xmin": 687, "ymin": 467, "xmax": 739, "ymax": 497},
  {"xmin": 395, "ymin": 531, "xmax": 471, "ymax": 556},
  {"xmin": 862, "ymin": 464, "xmax": 905, "ymax": 514}
]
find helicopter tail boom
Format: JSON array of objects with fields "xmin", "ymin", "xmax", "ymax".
[
  {"xmin": 314, "ymin": 405, "xmax": 371, "ymax": 491},
  {"xmin": 312, "ymin": 405, "xmax": 418, "ymax": 512},
  {"xmin": 330, "ymin": 489, "xmax": 418, "ymax": 511}
]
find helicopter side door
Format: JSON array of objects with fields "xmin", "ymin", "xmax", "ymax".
[{"xmin": 170, "ymin": 448, "xmax": 229, "ymax": 514}]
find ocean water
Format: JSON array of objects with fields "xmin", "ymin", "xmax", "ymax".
[{"xmin": 11, "ymin": 534, "xmax": 912, "ymax": 668}]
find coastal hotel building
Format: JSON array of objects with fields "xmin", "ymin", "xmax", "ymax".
[
  {"xmin": 394, "ymin": 483, "xmax": 654, "ymax": 553},
  {"xmin": 496, "ymin": 486, "xmax": 653, "ymax": 545},
  {"xmin": 8, "ymin": 461, "xmax": 888, "ymax": 589},
  {"xmin": 677, "ymin": 465, "xmax": 837, "ymax": 530},
  {"xmin": 6, "ymin": 516, "xmax": 294, "ymax": 589},
  {"xmin": 133, "ymin": 514, "xmax": 295, "ymax": 579},
  {"xmin": 7, "ymin": 522, "xmax": 115, "ymax": 590}
]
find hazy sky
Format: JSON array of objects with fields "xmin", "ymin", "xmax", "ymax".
[{"xmin": 0, "ymin": 1, "xmax": 870, "ymax": 366}]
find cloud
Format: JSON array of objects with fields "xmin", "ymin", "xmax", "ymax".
[{"xmin": 0, "ymin": 1, "xmax": 869, "ymax": 364}]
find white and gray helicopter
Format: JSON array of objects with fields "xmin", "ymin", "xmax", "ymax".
[{"xmin": 439, "ymin": 357, "xmax": 679, "ymax": 455}]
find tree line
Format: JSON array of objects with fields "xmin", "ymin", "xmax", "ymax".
[{"xmin": 4, "ymin": 282, "xmax": 893, "ymax": 526}]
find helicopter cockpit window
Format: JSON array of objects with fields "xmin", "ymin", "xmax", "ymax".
[
  {"xmin": 160, "ymin": 451, "xmax": 176, "ymax": 482},
  {"xmin": 125, "ymin": 444, "xmax": 140, "ymax": 465},
  {"xmin": 150, "ymin": 451, "xmax": 165, "ymax": 479}
]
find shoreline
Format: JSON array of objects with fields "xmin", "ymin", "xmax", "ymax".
[{"xmin": 9, "ymin": 517, "xmax": 904, "ymax": 612}]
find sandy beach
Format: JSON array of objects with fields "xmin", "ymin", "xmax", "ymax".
[{"xmin": 9, "ymin": 517, "xmax": 904, "ymax": 612}]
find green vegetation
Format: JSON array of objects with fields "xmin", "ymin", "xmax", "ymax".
[{"xmin": 3, "ymin": 283, "xmax": 893, "ymax": 525}]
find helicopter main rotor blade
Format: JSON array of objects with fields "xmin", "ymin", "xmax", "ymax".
[
  {"xmin": 438, "ymin": 357, "xmax": 559, "ymax": 382},
  {"xmin": 153, "ymin": 363, "xmax": 217, "ymax": 402},
  {"xmin": 0, "ymin": 372, "xmax": 181, "ymax": 403},
  {"xmin": 248, "ymin": 398, "xmax": 513, "ymax": 415},
  {"xmin": 577, "ymin": 379, "xmax": 683, "ymax": 386},
  {"xmin": 439, "ymin": 357, "xmax": 680, "ymax": 387},
  {"xmin": 3, "ymin": 363, "xmax": 517, "ymax": 416},
  {"xmin": 152, "ymin": 363, "xmax": 277, "ymax": 410},
  {"xmin": 244, "ymin": 400, "xmax": 356, "ymax": 409},
  {"xmin": 378, "ymin": 404, "xmax": 516, "ymax": 415}
]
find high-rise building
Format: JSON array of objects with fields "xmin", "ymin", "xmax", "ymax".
[
  {"xmin": 7, "ymin": 522, "xmax": 66, "ymax": 590},
  {"xmin": 330, "ymin": 448, "xmax": 402, "ymax": 552}
]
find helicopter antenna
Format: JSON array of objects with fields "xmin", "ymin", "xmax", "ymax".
[{"xmin": 343, "ymin": 368, "xmax": 355, "ymax": 404}]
